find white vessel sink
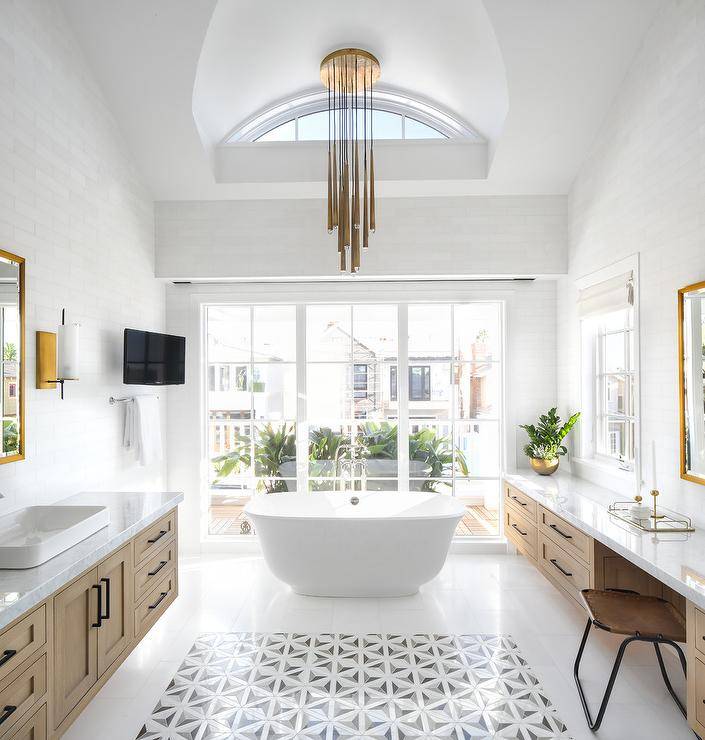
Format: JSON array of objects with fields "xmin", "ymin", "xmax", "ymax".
[{"xmin": 0, "ymin": 506, "xmax": 110, "ymax": 569}]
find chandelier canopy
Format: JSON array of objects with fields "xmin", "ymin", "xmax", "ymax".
[{"xmin": 320, "ymin": 48, "xmax": 380, "ymax": 273}]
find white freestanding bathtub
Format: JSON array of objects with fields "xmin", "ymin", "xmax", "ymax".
[{"xmin": 244, "ymin": 492, "xmax": 464, "ymax": 597}]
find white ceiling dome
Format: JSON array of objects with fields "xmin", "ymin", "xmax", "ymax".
[{"xmin": 192, "ymin": 0, "xmax": 509, "ymax": 153}]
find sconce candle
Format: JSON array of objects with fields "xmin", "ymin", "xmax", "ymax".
[
  {"xmin": 58, "ymin": 323, "xmax": 79, "ymax": 380},
  {"xmin": 651, "ymin": 440, "xmax": 657, "ymax": 491}
]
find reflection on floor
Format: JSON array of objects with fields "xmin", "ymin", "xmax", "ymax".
[
  {"xmin": 63, "ymin": 553, "xmax": 691, "ymax": 740},
  {"xmin": 209, "ymin": 501, "xmax": 500, "ymax": 537}
]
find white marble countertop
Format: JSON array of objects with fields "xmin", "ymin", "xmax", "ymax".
[
  {"xmin": 505, "ymin": 470, "xmax": 705, "ymax": 610},
  {"xmin": 0, "ymin": 491, "xmax": 183, "ymax": 631}
]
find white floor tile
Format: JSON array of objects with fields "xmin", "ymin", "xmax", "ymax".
[{"xmin": 61, "ymin": 551, "xmax": 693, "ymax": 740}]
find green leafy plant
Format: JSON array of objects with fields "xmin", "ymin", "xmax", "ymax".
[
  {"xmin": 212, "ymin": 432, "xmax": 251, "ymax": 481},
  {"xmin": 2, "ymin": 420, "xmax": 17, "ymax": 454},
  {"xmin": 254, "ymin": 423, "xmax": 296, "ymax": 492},
  {"xmin": 308, "ymin": 427, "xmax": 350, "ymax": 486},
  {"xmin": 212, "ymin": 423, "xmax": 296, "ymax": 493},
  {"xmin": 3, "ymin": 343, "xmax": 16, "ymax": 362},
  {"xmin": 520, "ymin": 407, "xmax": 580, "ymax": 461},
  {"xmin": 409, "ymin": 428, "xmax": 468, "ymax": 492},
  {"xmin": 357, "ymin": 422, "xmax": 397, "ymax": 460}
]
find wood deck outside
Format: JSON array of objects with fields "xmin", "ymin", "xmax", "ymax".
[{"xmin": 208, "ymin": 501, "xmax": 499, "ymax": 537}]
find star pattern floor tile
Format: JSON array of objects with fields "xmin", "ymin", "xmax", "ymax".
[{"xmin": 137, "ymin": 633, "xmax": 571, "ymax": 739}]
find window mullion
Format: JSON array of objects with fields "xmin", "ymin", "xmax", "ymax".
[
  {"xmin": 250, "ymin": 306, "xmax": 255, "ymax": 491},
  {"xmin": 296, "ymin": 304, "xmax": 308, "ymax": 493},
  {"xmin": 398, "ymin": 304, "xmax": 409, "ymax": 489},
  {"xmin": 451, "ymin": 304, "xmax": 456, "ymax": 496}
]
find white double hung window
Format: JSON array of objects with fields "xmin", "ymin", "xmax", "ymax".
[{"xmin": 578, "ymin": 266, "xmax": 638, "ymax": 470}]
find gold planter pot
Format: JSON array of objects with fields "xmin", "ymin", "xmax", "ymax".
[{"xmin": 530, "ymin": 457, "xmax": 559, "ymax": 476}]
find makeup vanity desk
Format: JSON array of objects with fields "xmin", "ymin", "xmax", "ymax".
[{"xmin": 503, "ymin": 470, "xmax": 705, "ymax": 737}]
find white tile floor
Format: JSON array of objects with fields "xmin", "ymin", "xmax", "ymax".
[{"xmin": 64, "ymin": 552, "xmax": 694, "ymax": 740}]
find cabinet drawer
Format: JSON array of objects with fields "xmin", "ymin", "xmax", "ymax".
[
  {"xmin": 0, "ymin": 608, "xmax": 45, "ymax": 686},
  {"xmin": 134, "ymin": 539, "xmax": 177, "ymax": 605},
  {"xmin": 540, "ymin": 507, "xmax": 592, "ymax": 565},
  {"xmin": 539, "ymin": 534, "xmax": 591, "ymax": 607},
  {"xmin": 695, "ymin": 608, "xmax": 705, "ymax": 659},
  {"xmin": 133, "ymin": 510, "xmax": 176, "ymax": 568},
  {"xmin": 134, "ymin": 569, "xmax": 177, "ymax": 638},
  {"xmin": 505, "ymin": 507, "xmax": 538, "ymax": 562},
  {"xmin": 504, "ymin": 483, "xmax": 537, "ymax": 520},
  {"xmin": 6, "ymin": 703, "xmax": 45, "ymax": 740},
  {"xmin": 696, "ymin": 657, "xmax": 705, "ymax": 729},
  {"xmin": 0, "ymin": 654, "xmax": 46, "ymax": 738}
]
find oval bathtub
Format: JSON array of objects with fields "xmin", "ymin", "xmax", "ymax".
[{"xmin": 244, "ymin": 492, "xmax": 464, "ymax": 597}]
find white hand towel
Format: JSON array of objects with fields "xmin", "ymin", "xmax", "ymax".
[
  {"xmin": 123, "ymin": 400, "xmax": 135, "ymax": 450},
  {"xmin": 133, "ymin": 395, "xmax": 162, "ymax": 466}
]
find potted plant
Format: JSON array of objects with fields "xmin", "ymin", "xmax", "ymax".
[{"xmin": 519, "ymin": 407, "xmax": 580, "ymax": 475}]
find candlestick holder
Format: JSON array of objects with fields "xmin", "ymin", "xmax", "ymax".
[{"xmin": 650, "ymin": 489, "xmax": 665, "ymax": 520}]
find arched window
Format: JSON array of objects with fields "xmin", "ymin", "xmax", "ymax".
[{"xmin": 226, "ymin": 89, "xmax": 479, "ymax": 144}]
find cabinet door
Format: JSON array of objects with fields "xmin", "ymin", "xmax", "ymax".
[
  {"xmin": 53, "ymin": 570, "xmax": 99, "ymax": 725},
  {"xmin": 97, "ymin": 544, "xmax": 132, "ymax": 676}
]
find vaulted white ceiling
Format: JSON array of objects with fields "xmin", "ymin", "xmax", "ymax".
[
  {"xmin": 59, "ymin": 0, "xmax": 661, "ymax": 200},
  {"xmin": 193, "ymin": 0, "xmax": 508, "ymax": 149}
]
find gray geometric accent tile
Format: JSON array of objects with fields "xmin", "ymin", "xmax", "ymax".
[{"xmin": 137, "ymin": 633, "xmax": 571, "ymax": 739}]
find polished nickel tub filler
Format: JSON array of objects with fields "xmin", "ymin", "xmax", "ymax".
[{"xmin": 245, "ymin": 492, "xmax": 464, "ymax": 597}]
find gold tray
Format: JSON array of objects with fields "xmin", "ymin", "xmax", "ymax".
[{"xmin": 608, "ymin": 501, "xmax": 695, "ymax": 533}]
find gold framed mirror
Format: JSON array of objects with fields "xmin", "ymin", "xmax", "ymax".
[
  {"xmin": 678, "ymin": 280, "xmax": 705, "ymax": 485},
  {"xmin": 0, "ymin": 249, "xmax": 24, "ymax": 464}
]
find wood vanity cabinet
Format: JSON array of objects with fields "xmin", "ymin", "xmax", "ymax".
[
  {"xmin": 0, "ymin": 506, "xmax": 179, "ymax": 740},
  {"xmin": 53, "ymin": 571, "xmax": 98, "ymax": 725},
  {"xmin": 53, "ymin": 544, "xmax": 133, "ymax": 725},
  {"xmin": 504, "ymin": 480, "xmax": 705, "ymax": 733},
  {"xmin": 96, "ymin": 545, "xmax": 132, "ymax": 676}
]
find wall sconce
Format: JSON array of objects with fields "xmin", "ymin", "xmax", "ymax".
[{"xmin": 36, "ymin": 309, "xmax": 80, "ymax": 400}]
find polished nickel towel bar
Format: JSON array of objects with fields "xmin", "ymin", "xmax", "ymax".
[{"xmin": 109, "ymin": 395, "xmax": 159, "ymax": 405}]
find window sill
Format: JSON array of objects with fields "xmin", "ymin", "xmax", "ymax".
[{"xmin": 571, "ymin": 457, "xmax": 638, "ymax": 497}]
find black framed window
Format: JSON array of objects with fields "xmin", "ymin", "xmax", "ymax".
[{"xmin": 390, "ymin": 365, "xmax": 431, "ymax": 402}]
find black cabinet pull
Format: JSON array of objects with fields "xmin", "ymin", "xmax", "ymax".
[
  {"xmin": 91, "ymin": 583, "xmax": 103, "ymax": 628},
  {"xmin": 147, "ymin": 530, "xmax": 168, "ymax": 544},
  {"xmin": 0, "ymin": 705, "xmax": 16, "ymax": 725},
  {"xmin": 511, "ymin": 523, "xmax": 528, "ymax": 536},
  {"xmin": 510, "ymin": 495, "xmax": 527, "ymax": 507},
  {"xmin": 100, "ymin": 577, "xmax": 111, "ymax": 620},
  {"xmin": 148, "ymin": 591, "xmax": 169, "ymax": 610},
  {"xmin": 549, "ymin": 558, "xmax": 573, "ymax": 578},
  {"xmin": 549, "ymin": 523, "xmax": 573, "ymax": 540},
  {"xmin": 148, "ymin": 560, "xmax": 168, "ymax": 578},
  {"xmin": 0, "ymin": 650, "xmax": 16, "ymax": 668}
]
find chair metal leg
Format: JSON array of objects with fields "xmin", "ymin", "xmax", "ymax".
[
  {"xmin": 573, "ymin": 618, "xmax": 637, "ymax": 731},
  {"xmin": 653, "ymin": 641, "xmax": 687, "ymax": 718}
]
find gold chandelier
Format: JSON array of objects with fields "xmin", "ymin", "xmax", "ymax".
[{"xmin": 320, "ymin": 48, "xmax": 380, "ymax": 273}]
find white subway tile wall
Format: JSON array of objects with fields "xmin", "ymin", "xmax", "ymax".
[
  {"xmin": 155, "ymin": 195, "xmax": 568, "ymax": 280},
  {"xmin": 0, "ymin": 0, "xmax": 166, "ymax": 512},
  {"xmin": 558, "ymin": 0, "xmax": 705, "ymax": 519}
]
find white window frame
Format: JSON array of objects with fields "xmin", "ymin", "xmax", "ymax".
[
  {"xmin": 191, "ymin": 281, "xmax": 510, "ymax": 544},
  {"xmin": 224, "ymin": 87, "xmax": 481, "ymax": 144},
  {"xmin": 575, "ymin": 255, "xmax": 641, "ymax": 488}
]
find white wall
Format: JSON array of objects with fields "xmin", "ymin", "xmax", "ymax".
[
  {"xmin": 155, "ymin": 195, "xmax": 567, "ymax": 280},
  {"xmin": 0, "ymin": 0, "xmax": 167, "ymax": 513},
  {"xmin": 557, "ymin": 0, "xmax": 705, "ymax": 517},
  {"xmin": 166, "ymin": 280, "xmax": 557, "ymax": 554}
]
